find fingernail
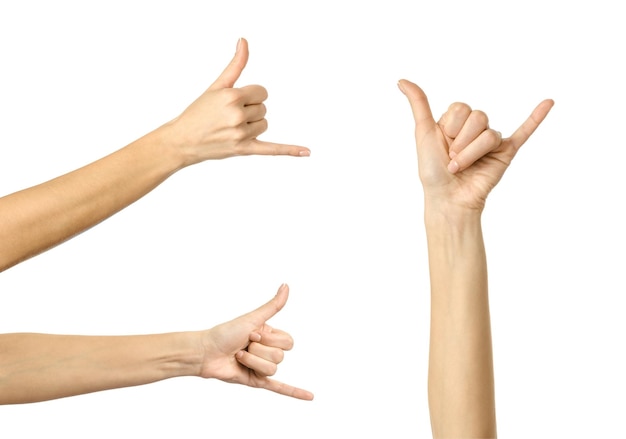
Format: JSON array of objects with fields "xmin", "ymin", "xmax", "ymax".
[
  {"xmin": 250, "ymin": 332, "xmax": 262, "ymax": 342},
  {"xmin": 449, "ymin": 150, "xmax": 457, "ymax": 159},
  {"xmin": 299, "ymin": 150, "xmax": 311, "ymax": 157},
  {"xmin": 447, "ymin": 160, "xmax": 459, "ymax": 174},
  {"xmin": 236, "ymin": 38, "xmax": 242, "ymax": 53},
  {"xmin": 397, "ymin": 80, "xmax": 406, "ymax": 94}
]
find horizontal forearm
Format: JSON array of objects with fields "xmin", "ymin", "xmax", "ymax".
[
  {"xmin": 0, "ymin": 331, "xmax": 202, "ymax": 404},
  {"xmin": 425, "ymin": 206, "xmax": 496, "ymax": 438},
  {"xmin": 0, "ymin": 128, "xmax": 183, "ymax": 271}
]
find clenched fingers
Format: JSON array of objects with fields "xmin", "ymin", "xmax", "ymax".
[
  {"xmin": 447, "ymin": 129, "xmax": 502, "ymax": 173},
  {"xmin": 448, "ymin": 109, "xmax": 490, "ymax": 158},
  {"xmin": 236, "ymin": 349, "xmax": 279, "ymax": 377}
]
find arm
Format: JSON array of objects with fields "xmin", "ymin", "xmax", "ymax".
[
  {"xmin": 0, "ymin": 284, "xmax": 313, "ymax": 404},
  {"xmin": 0, "ymin": 38, "xmax": 310, "ymax": 272},
  {"xmin": 398, "ymin": 80, "xmax": 553, "ymax": 438}
]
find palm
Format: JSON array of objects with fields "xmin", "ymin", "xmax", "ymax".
[
  {"xmin": 196, "ymin": 285, "xmax": 314, "ymax": 400},
  {"xmin": 418, "ymin": 125, "xmax": 514, "ymax": 211},
  {"xmin": 199, "ymin": 315, "xmax": 263, "ymax": 384},
  {"xmin": 400, "ymin": 79, "xmax": 554, "ymax": 210}
]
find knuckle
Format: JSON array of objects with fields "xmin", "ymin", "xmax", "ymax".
[
  {"xmin": 228, "ymin": 108, "xmax": 247, "ymax": 126},
  {"xmin": 284, "ymin": 335, "xmax": 294, "ymax": 350},
  {"xmin": 448, "ymin": 102, "xmax": 471, "ymax": 116},
  {"xmin": 231, "ymin": 125, "xmax": 249, "ymax": 141},
  {"xmin": 483, "ymin": 128, "xmax": 501, "ymax": 143},
  {"xmin": 232, "ymin": 141, "xmax": 248, "ymax": 156},
  {"xmin": 220, "ymin": 88, "xmax": 243, "ymax": 105},
  {"xmin": 254, "ymin": 85, "xmax": 269, "ymax": 101},
  {"xmin": 273, "ymin": 350, "xmax": 285, "ymax": 364},
  {"xmin": 471, "ymin": 109, "xmax": 489, "ymax": 126},
  {"xmin": 266, "ymin": 363, "xmax": 278, "ymax": 377}
]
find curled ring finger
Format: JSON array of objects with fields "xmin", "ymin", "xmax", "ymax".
[
  {"xmin": 247, "ymin": 341, "xmax": 285, "ymax": 364},
  {"xmin": 243, "ymin": 103, "xmax": 266, "ymax": 123}
]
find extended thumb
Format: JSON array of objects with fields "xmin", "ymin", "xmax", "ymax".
[
  {"xmin": 208, "ymin": 38, "xmax": 249, "ymax": 90},
  {"xmin": 249, "ymin": 283, "xmax": 289, "ymax": 323},
  {"xmin": 398, "ymin": 79, "xmax": 435, "ymax": 129}
]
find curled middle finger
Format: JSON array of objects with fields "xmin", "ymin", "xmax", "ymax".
[
  {"xmin": 447, "ymin": 128, "xmax": 502, "ymax": 174},
  {"xmin": 247, "ymin": 342, "xmax": 285, "ymax": 364},
  {"xmin": 448, "ymin": 109, "xmax": 490, "ymax": 158}
]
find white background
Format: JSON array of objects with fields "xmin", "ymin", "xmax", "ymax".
[{"xmin": 1, "ymin": 1, "xmax": 624, "ymax": 438}]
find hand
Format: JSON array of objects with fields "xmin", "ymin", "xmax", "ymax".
[
  {"xmin": 398, "ymin": 79, "xmax": 553, "ymax": 212},
  {"xmin": 165, "ymin": 38, "xmax": 310, "ymax": 164},
  {"xmin": 199, "ymin": 284, "xmax": 313, "ymax": 401}
]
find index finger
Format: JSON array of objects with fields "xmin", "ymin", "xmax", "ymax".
[
  {"xmin": 239, "ymin": 84, "xmax": 269, "ymax": 105},
  {"xmin": 507, "ymin": 99, "xmax": 554, "ymax": 150}
]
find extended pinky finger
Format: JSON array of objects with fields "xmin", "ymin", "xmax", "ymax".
[
  {"xmin": 507, "ymin": 99, "xmax": 555, "ymax": 151},
  {"xmin": 260, "ymin": 377, "xmax": 315, "ymax": 401},
  {"xmin": 246, "ymin": 139, "xmax": 311, "ymax": 157}
]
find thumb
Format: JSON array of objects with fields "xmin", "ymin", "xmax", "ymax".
[
  {"xmin": 208, "ymin": 38, "xmax": 250, "ymax": 90},
  {"xmin": 248, "ymin": 283, "xmax": 289, "ymax": 324},
  {"xmin": 398, "ymin": 79, "xmax": 437, "ymax": 139}
]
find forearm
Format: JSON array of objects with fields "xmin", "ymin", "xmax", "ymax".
[
  {"xmin": 425, "ymin": 201, "xmax": 496, "ymax": 438},
  {"xmin": 0, "ymin": 331, "xmax": 202, "ymax": 404},
  {"xmin": 0, "ymin": 126, "xmax": 184, "ymax": 271}
]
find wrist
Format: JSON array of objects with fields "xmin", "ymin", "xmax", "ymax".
[
  {"xmin": 159, "ymin": 331, "xmax": 206, "ymax": 379},
  {"xmin": 137, "ymin": 121, "xmax": 190, "ymax": 173},
  {"xmin": 424, "ymin": 197, "xmax": 483, "ymax": 229}
]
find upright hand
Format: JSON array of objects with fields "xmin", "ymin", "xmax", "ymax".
[
  {"xmin": 199, "ymin": 284, "xmax": 314, "ymax": 401},
  {"xmin": 398, "ymin": 79, "xmax": 553, "ymax": 212},
  {"xmin": 165, "ymin": 38, "xmax": 310, "ymax": 164}
]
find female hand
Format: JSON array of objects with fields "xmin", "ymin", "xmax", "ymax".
[
  {"xmin": 398, "ymin": 79, "xmax": 553, "ymax": 212},
  {"xmin": 198, "ymin": 284, "xmax": 313, "ymax": 401},
  {"xmin": 163, "ymin": 38, "xmax": 310, "ymax": 165}
]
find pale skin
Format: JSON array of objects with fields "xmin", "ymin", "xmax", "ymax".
[
  {"xmin": 0, "ymin": 39, "xmax": 312, "ymax": 404},
  {"xmin": 0, "ymin": 38, "xmax": 310, "ymax": 272},
  {"xmin": 0, "ymin": 283, "xmax": 313, "ymax": 404},
  {"xmin": 398, "ymin": 79, "xmax": 553, "ymax": 438}
]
